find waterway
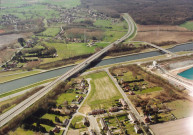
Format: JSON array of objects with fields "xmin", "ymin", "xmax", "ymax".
[
  {"xmin": 0, "ymin": 42, "xmax": 193, "ymax": 94},
  {"xmin": 178, "ymin": 67, "xmax": 193, "ymax": 80}
]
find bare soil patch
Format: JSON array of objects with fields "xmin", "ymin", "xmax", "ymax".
[
  {"xmin": 137, "ymin": 25, "xmax": 188, "ymax": 32},
  {"xmin": 135, "ymin": 25, "xmax": 193, "ymax": 43},
  {"xmin": 67, "ymin": 130, "xmax": 79, "ymax": 135},
  {"xmin": 79, "ymin": 105, "xmax": 91, "ymax": 114},
  {"xmin": 135, "ymin": 31, "xmax": 193, "ymax": 44},
  {"xmin": 150, "ymin": 116, "xmax": 193, "ymax": 135}
]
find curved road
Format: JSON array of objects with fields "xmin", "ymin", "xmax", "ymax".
[{"xmin": 0, "ymin": 13, "xmax": 136, "ymax": 128}]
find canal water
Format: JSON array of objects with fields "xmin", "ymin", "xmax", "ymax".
[
  {"xmin": 0, "ymin": 42, "xmax": 193, "ymax": 94},
  {"xmin": 178, "ymin": 67, "xmax": 193, "ymax": 80}
]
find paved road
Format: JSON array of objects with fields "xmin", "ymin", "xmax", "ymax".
[
  {"xmin": 105, "ymin": 69, "xmax": 145, "ymax": 123},
  {"xmin": 0, "ymin": 14, "xmax": 136, "ymax": 128},
  {"xmin": 63, "ymin": 78, "xmax": 91, "ymax": 135}
]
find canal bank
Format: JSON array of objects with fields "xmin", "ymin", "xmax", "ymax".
[{"xmin": 0, "ymin": 42, "xmax": 193, "ymax": 94}]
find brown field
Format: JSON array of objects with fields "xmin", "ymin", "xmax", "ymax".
[
  {"xmin": 0, "ymin": 49, "xmax": 16, "ymax": 65},
  {"xmin": 137, "ymin": 25, "xmax": 188, "ymax": 32},
  {"xmin": 134, "ymin": 25, "xmax": 193, "ymax": 43},
  {"xmin": 0, "ymin": 30, "xmax": 5, "ymax": 34},
  {"xmin": 150, "ymin": 116, "xmax": 193, "ymax": 135}
]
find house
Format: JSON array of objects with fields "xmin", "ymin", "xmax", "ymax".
[
  {"xmin": 119, "ymin": 98, "xmax": 128, "ymax": 109},
  {"xmin": 100, "ymin": 118, "xmax": 108, "ymax": 130},
  {"xmin": 145, "ymin": 116, "xmax": 150, "ymax": 123},
  {"xmin": 129, "ymin": 91, "xmax": 135, "ymax": 95},
  {"xmin": 71, "ymin": 104, "xmax": 78, "ymax": 110},
  {"xmin": 89, "ymin": 129, "xmax": 96, "ymax": 135},
  {"xmin": 77, "ymin": 96, "xmax": 84, "ymax": 104},
  {"xmin": 62, "ymin": 119, "xmax": 69, "ymax": 127},
  {"xmin": 83, "ymin": 117, "xmax": 90, "ymax": 126},
  {"xmin": 128, "ymin": 112, "xmax": 138, "ymax": 123},
  {"xmin": 134, "ymin": 125, "xmax": 142, "ymax": 133},
  {"xmin": 109, "ymin": 107, "xmax": 120, "ymax": 112},
  {"xmin": 88, "ymin": 109, "xmax": 106, "ymax": 115},
  {"xmin": 107, "ymin": 130, "xmax": 113, "ymax": 135},
  {"xmin": 83, "ymin": 89, "xmax": 88, "ymax": 94},
  {"xmin": 52, "ymin": 126, "xmax": 60, "ymax": 133}
]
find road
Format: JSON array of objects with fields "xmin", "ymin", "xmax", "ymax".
[
  {"xmin": 128, "ymin": 41, "xmax": 177, "ymax": 56},
  {"xmin": 0, "ymin": 13, "xmax": 136, "ymax": 128},
  {"xmin": 105, "ymin": 69, "xmax": 145, "ymax": 123}
]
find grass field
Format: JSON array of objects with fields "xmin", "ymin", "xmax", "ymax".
[
  {"xmin": 43, "ymin": 42, "xmax": 95, "ymax": 63},
  {"xmin": 166, "ymin": 100, "xmax": 193, "ymax": 119},
  {"xmin": 56, "ymin": 92, "xmax": 83, "ymax": 105},
  {"xmin": 94, "ymin": 19, "xmax": 128, "ymax": 42},
  {"xmin": 9, "ymin": 127, "xmax": 35, "ymax": 135},
  {"xmin": 79, "ymin": 72, "xmax": 122, "ymax": 114},
  {"xmin": 40, "ymin": 27, "xmax": 60, "ymax": 37},
  {"xmin": 135, "ymin": 87, "xmax": 162, "ymax": 94},
  {"xmin": 180, "ymin": 21, "xmax": 193, "ymax": 31}
]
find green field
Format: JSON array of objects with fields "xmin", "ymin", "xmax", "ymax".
[
  {"xmin": 80, "ymin": 72, "xmax": 122, "ymax": 113},
  {"xmin": 40, "ymin": 27, "xmax": 60, "ymax": 37},
  {"xmin": 180, "ymin": 21, "xmax": 193, "ymax": 30},
  {"xmin": 42, "ymin": 42, "xmax": 96, "ymax": 63},
  {"xmin": 135, "ymin": 87, "xmax": 162, "ymax": 94},
  {"xmin": 94, "ymin": 19, "xmax": 128, "ymax": 42},
  {"xmin": 1, "ymin": 0, "xmax": 80, "ymax": 8}
]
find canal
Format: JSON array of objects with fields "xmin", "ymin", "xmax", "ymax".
[{"xmin": 0, "ymin": 42, "xmax": 193, "ymax": 94}]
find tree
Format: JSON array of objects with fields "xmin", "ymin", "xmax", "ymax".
[
  {"xmin": 49, "ymin": 130, "xmax": 54, "ymax": 135},
  {"xmin": 18, "ymin": 38, "xmax": 26, "ymax": 47}
]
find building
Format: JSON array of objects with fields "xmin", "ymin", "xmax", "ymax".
[
  {"xmin": 62, "ymin": 119, "xmax": 69, "ymax": 127},
  {"xmin": 109, "ymin": 107, "xmax": 120, "ymax": 112},
  {"xmin": 88, "ymin": 109, "xmax": 106, "ymax": 115},
  {"xmin": 83, "ymin": 117, "xmax": 90, "ymax": 126},
  {"xmin": 83, "ymin": 89, "xmax": 88, "ymax": 94},
  {"xmin": 89, "ymin": 129, "xmax": 96, "ymax": 135},
  {"xmin": 77, "ymin": 96, "xmax": 84, "ymax": 104},
  {"xmin": 134, "ymin": 124, "xmax": 142, "ymax": 133},
  {"xmin": 52, "ymin": 126, "xmax": 60, "ymax": 133},
  {"xmin": 107, "ymin": 130, "xmax": 113, "ymax": 135},
  {"xmin": 119, "ymin": 98, "xmax": 128, "ymax": 109},
  {"xmin": 100, "ymin": 118, "xmax": 108, "ymax": 130},
  {"xmin": 128, "ymin": 112, "xmax": 138, "ymax": 123}
]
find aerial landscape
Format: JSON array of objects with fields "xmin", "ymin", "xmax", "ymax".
[{"xmin": 0, "ymin": 0, "xmax": 193, "ymax": 135}]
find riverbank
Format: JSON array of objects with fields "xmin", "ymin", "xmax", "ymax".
[{"xmin": 170, "ymin": 64, "xmax": 193, "ymax": 75}]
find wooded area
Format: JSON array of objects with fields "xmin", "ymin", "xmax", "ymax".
[{"xmin": 81, "ymin": 0, "xmax": 193, "ymax": 25}]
